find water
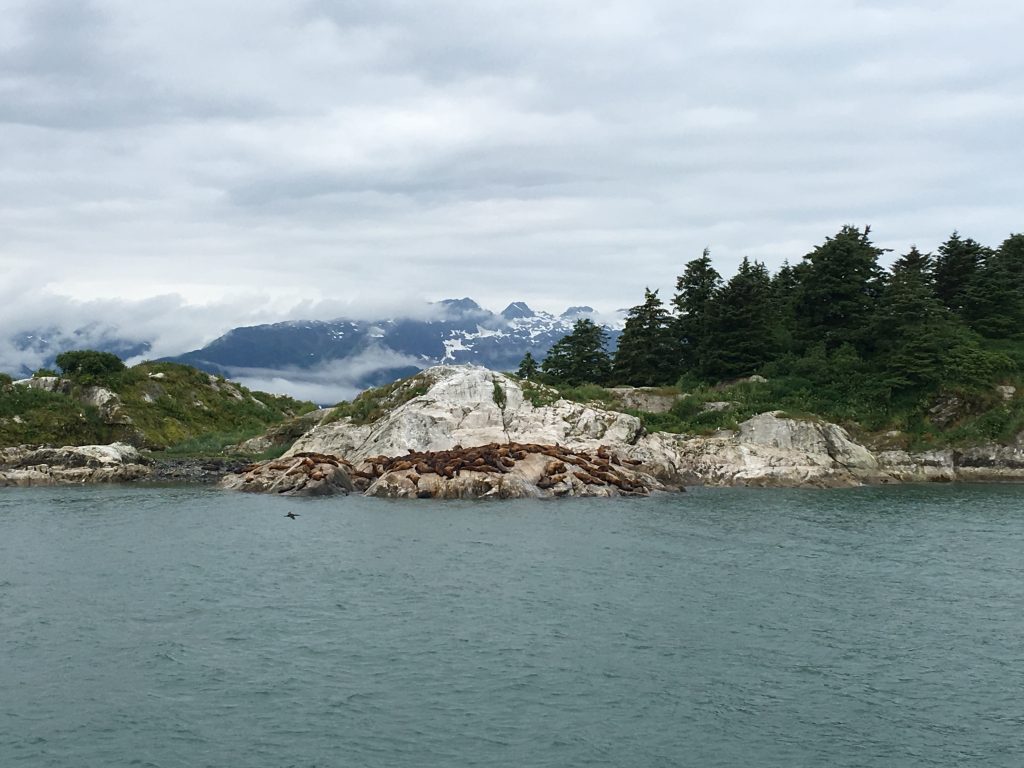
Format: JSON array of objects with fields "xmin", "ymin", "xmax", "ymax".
[{"xmin": 1, "ymin": 484, "xmax": 1022, "ymax": 767}]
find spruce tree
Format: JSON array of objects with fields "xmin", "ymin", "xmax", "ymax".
[
  {"xmin": 933, "ymin": 231, "xmax": 990, "ymax": 316},
  {"xmin": 540, "ymin": 318, "xmax": 612, "ymax": 385},
  {"xmin": 612, "ymin": 288, "xmax": 676, "ymax": 386},
  {"xmin": 517, "ymin": 351, "xmax": 539, "ymax": 380},
  {"xmin": 963, "ymin": 233, "xmax": 1024, "ymax": 339},
  {"xmin": 701, "ymin": 258, "xmax": 778, "ymax": 380},
  {"xmin": 869, "ymin": 244, "xmax": 1008, "ymax": 400},
  {"xmin": 671, "ymin": 249, "xmax": 722, "ymax": 376},
  {"xmin": 870, "ymin": 246, "xmax": 965, "ymax": 398},
  {"xmin": 794, "ymin": 225, "xmax": 885, "ymax": 354}
]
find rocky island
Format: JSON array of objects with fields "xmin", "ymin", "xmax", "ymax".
[
  {"xmin": 3, "ymin": 362, "xmax": 1023, "ymax": 496},
  {"xmin": 221, "ymin": 365, "xmax": 1024, "ymax": 497}
]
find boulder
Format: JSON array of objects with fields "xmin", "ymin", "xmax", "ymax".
[
  {"xmin": 955, "ymin": 443, "xmax": 1024, "ymax": 482},
  {"xmin": 875, "ymin": 450, "xmax": 957, "ymax": 482},
  {"xmin": 0, "ymin": 442, "xmax": 151, "ymax": 486},
  {"xmin": 623, "ymin": 412, "xmax": 884, "ymax": 488},
  {"xmin": 220, "ymin": 452, "xmax": 355, "ymax": 496},
  {"xmin": 606, "ymin": 387, "xmax": 684, "ymax": 414},
  {"xmin": 287, "ymin": 365, "xmax": 643, "ymax": 464}
]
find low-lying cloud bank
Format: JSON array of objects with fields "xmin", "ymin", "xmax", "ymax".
[
  {"xmin": 224, "ymin": 349, "xmax": 426, "ymax": 404},
  {"xmin": 0, "ymin": 283, "xmax": 580, "ymax": 398}
]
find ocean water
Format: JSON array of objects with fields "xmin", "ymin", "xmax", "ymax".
[{"xmin": 1, "ymin": 484, "xmax": 1022, "ymax": 767}]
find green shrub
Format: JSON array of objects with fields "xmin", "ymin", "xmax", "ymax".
[
  {"xmin": 55, "ymin": 350, "xmax": 126, "ymax": 385},
  {"xmin": 326, "ymin": 373, "xmax": 431, "ymax": 426},
  {"xmin": 521, "ymin": 380, "xmax": 560, "ymax": 407},
  {"xmin": 492, "ymin": 379, "xmax": 507, "ymax": 408}
]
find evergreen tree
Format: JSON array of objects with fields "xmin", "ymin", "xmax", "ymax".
[
  {"xmin": 769, "ymin": 259, "xmax": 804, "ymax": 354},
  {"xmin": 794, "ymin": 225, "xmax": 885, "ymax": 353},
  {"xmin": 701, "ymin": 258, "xmax": 778, "ymax": 380},
  {"xmin": 612, "ymin": 288, "xmax": 676, "ymax": 385},
  {"xmin": 671, "ymin": 248, "xmax": 722, "ymax": 375},
  {"xmin": 541, "ymin": 318, "xmax": 612, "ymax": 385},
  {"xmin": 870, "ymin": 246, "xmax": 969, "ymax": 398},
  {"xmin": 516, "ymin": 351, "xmax": 540, "ymax": 380},
  {"xmin": 963, "ymin": 233, "xmax": 1024, "ymax": 339},
  {"xmin": 932, "ymin": 231, "xmax": 990, "ymax": 316},
  {"xmin": 867, "ymin": 244, "xmax": 1009, "ymax": 401}
]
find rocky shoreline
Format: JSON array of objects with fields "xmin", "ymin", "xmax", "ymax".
[
  {"xmin": 0, "ymin": 444, "xmax": 248, "ymax": 487},
  {"xmin": 3, "ymin": 366, "xmax": 1023, "ymax": 495}
]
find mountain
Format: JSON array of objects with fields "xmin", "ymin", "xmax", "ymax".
[
  {"xmin": 163, "ymin": 299, "xmax": 623, "ymax": 401},
  {"xmin": 10, "ymin": 326, "xmax": 151, "ymax": 378}
]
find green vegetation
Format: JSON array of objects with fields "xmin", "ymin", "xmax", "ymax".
[
  {"xmin": 519, "ymin": 379, "xmax": 560, "ymax": 408},
  {"xmin": 533, "ymin": 225, "xmax": 1024, "ymax": 445},
  {"xmin": 554, "ymin": 383, "xmax": 619, "ymax": 408},
  {"xmin": 326, "ymin": 372, "xmax": 432, "ymax": 426},
  {"xmin": 540, "ymin": 318, "xmax": 612, "ymax": 385},
  {"xmin": 491, "ymin": 378, "xmax": 507, "ymax": 409},
  {"xmin": 0, "ymin": 356, "xmax": 315, "ymax": 452},
  {"xmin": 55, "ymin": 350, "xmax": 126, "ymax": 385},
  {"xmin": 612, "ymin": 288, "xmax": 677, "ymax": 386},
  {"xmin": 516, "ymin": 351, "xmax": 539, "ymax": 380},
  {"xmin": 0, "ymin": 384, "xmax": 114, "ymax": 446}
]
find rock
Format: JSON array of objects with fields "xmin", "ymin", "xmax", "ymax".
[
  {"xmin": 220, "ymin": 452, "xmax": 355, "ymax": 496},
  {"xmin": 738, "ymin": 412, "xmax": 878, "ymax": 472},
  {"xmin": 622, "ymin": 412, "xmax": 884, "ymax": 488},
  {"xmin": 875, "ymin": 450, "xmax": 957, "ymax": 482},
  {"xmin": 701, "ymin": 401, "xmax": 732, "ymax": 412},
  {"xmin": 230, "ymin": 409, "xmax": 334, "ymax": 455},
  {"xmin": 996, "ymin": 385, "xmax": 1016, "ymax": 401},
  {"xmin": 12, "ymin": 376, "xmax": 68, "ymax": 393},
  {"xmin": 287, "ymin": 365, "xmax": 643, "ymax": 464},
  {"xmin": 361, "ymin": 442, "xmax": 666, "ymax": 499},
  {"xmin": 607, "ymin": 387, "xmax": 685, "ymax": 414},
  {"xmin": 928, "ymin": 395, "xmax": 966, "ymax": 428},
  {"xmin": 0, "ymin": 442, "xmax": 151, "ymax": 486},
  {"xmin": 262, "ymin": 366, "xmax": 1024, "ymax": 492},
  {"xmin": 955, "ymin": 443, "xmax": 1024, "ymax": 482},
  {"xmin": 79, "ymin": 386, "xmax": 133, "ymax": 425},
  {"xmin": 143, "ymin": 457, "xmax": 249, "ymax": 483}
]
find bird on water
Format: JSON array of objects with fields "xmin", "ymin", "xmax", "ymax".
[{"xmin": 285, "ymin": 511, "xmax": 299, "ymax": 519}]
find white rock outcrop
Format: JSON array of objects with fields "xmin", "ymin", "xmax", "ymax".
[
  {"xmin": 0, "ymin": 442, "xmax": 151, "ymax": 486},
  {"xmin": 286, "ymin": 366, "xmax": 643, "ymax": 464},
  {"xmin": 622, "ymin": 413, "xmax": 885, "ymax": 488}
]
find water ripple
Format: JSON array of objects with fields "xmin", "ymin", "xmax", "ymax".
[{"xmin": 1, "ymin": 484, "xmax": 1023, "ymax": 767}]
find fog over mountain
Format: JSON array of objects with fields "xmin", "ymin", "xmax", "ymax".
[{"xmin": 1, "ymin": 290, "xmax": 623, "ymax": 402}]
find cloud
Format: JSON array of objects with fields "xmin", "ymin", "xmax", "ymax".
[
  {"xmin": 1, "ymin": 0, "xmax": 1022, "ymax": 328},
  {"xmin": 0, "ymin": 274, "xmax": 521, "ymax": 377},
  {"xmin": 224, "ymin": 348, "xmax": 425, "ymax": 404}
]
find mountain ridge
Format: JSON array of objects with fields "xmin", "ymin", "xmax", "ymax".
[{"xmin": 161, "ymin": 299, "xmax": 623, "ymax": 401}]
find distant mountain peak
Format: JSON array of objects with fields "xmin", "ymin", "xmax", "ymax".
[
  {"xmin": 501, "ymin": 301, "xmax": 535, "ymax": 320},
  {"xmin": 438, "ymin": 297, "xmax": 483, "ymax": 314}
]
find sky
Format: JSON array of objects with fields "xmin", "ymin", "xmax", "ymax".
[{"xmin": 2, "ymin": 0, "xmax": 1023, "ymax": 367}]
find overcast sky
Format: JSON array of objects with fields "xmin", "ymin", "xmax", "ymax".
[{"xmin": 2, "ymin": 0, "xmax": 1023, "ymax": 356}]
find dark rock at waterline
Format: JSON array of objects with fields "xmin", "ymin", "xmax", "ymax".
[{"xmin": 142, "ymin": 457, "xmax": 250, "ymax": 484}]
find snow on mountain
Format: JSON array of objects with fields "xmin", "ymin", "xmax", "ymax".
[{"xmin": 163, "ymin": 299, "xmax": 624, "ymax": 403}]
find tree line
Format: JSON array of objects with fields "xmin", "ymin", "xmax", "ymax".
[{"xmin": 524, "ymin": 226, "xmax": 1023, "ymax": 410}]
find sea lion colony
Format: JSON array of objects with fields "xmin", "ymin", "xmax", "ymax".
[
  {"xmin": 233, "ymin": 443, "xmax": 654, "ymax": 496},
  {"xmin": 352, "ymin": 441, "xmax": 650, "ymax": 495}
]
